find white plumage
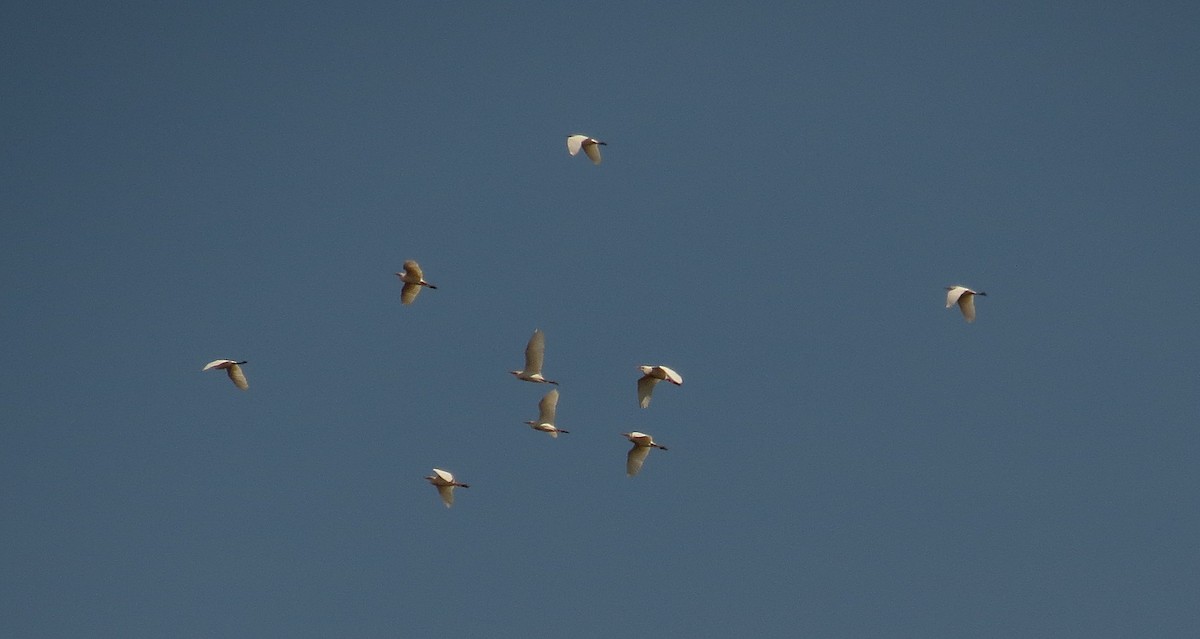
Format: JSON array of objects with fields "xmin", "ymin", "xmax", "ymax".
[
  {"xmin": 637, "ymin": 365, "xmax": 683, "ymax": 408},
  {"xmin": 425, "ymin": 468, "xmax": 470, "ymax": 508},
  {"xmin": 396, "ymin": 260, "xmax": 437, "ymax": 305},
  {"xmin": 566, "ymin": 134, "xmax": 606, "ymax": 165},
  {"xmin": 202, "ymin": 359, "xmax": 248, "ymax": 390},
  {"xmin": 525, "ymin": 389, "xmax": 569, "ymax": 437},
  {"xmin": 945, "ymin": 285, "xmax": 987, "ymax": 323},
  {"xmin": 622, "ymin": 431, "xmax": 667, "ymax": 477},
  {"xmin": 509, "ymin": 329, "xmax": 558, "ymax": 384}
]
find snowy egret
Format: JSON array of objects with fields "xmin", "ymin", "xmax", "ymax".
[
  {"xmin": 566, "ymin": 134, "xmax": 606, "ymax": 165},
  {"xmin": 622, "ymin": 431, "xmax": 667, "ymax": 477},
  {"xmin": 425, "ymin": 468, "xmax": 469, "ymax": 508},
  {"xmin": 945, "ymin": 285, "xmax": 987, "ymax": 323},
  {"xmin": 510, "ymin": 329, "xmax": 558, "ymax": 385},
  {"xmin": 396, "ymin": 260, "xmax": 437, "ymax": 305},
  {"xmin": 637, "ymin": 365, "xmax": 683, "ymax": 408},
  {"xmin": 525, "ymin": 389, "xmax": 569, "ymax": 438},
  {"xmin": 202, "ymin": 359, "xmax": 248, "ymax": 390}
]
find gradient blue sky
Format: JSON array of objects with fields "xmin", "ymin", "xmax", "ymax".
[{"xmin": 3, "ymin": 2, "xmax": 1198, "ymax": 637}]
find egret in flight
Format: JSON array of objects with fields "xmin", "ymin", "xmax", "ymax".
[
  {"xmin": 396, "ymin": 260, "xmax": 437, "ymax": 305},
  {"xmin": 567, "ymin": 134, "xmax": 606, "ymax": 165},
  {"xmin": 525, "ymin": 389, "xmax": 569, "ymax": 438},
  {"xmin": 425, "ymin": 468, "xmax": 470, "ymax": 508},
  {"xmin": 202, "ymin": 359, "xmax": 248, "ymax": 390},
  {"xmin": 945, "ymin": 285, "xmax": 987, "ymax": 323},
  {"xmin": 637, "ymin": 365, "xmax": 683, "ymax": 408},
  {"xmin": 622, "ymin": 431, "xmax": 667, "ymax": 477},
  {"xmin": 510, "ymin": 329, "xmax": 558, "ymax": 385}
]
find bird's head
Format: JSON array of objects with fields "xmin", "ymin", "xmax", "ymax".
[{"xmin": 637, "ymin": 365, "xmax": 653, "ymax": 375}]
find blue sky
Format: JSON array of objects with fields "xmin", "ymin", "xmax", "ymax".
[{"xmin": 3, "ymin": 2, "xmax": 1198, "ymax": 637}]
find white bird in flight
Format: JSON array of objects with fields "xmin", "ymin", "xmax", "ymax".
[
  {"xmin": 622, "ymin": 431, "xmax": 667, "ymax": 477},
  {"xmin": 566, "ymin": 134, "xmax": 606, "ymax": 165},
  {"xmin": 425, "ymin": 468, "xmax": 470, "ymax": 508},
  {"xmin": 945, "ymin": 285, "xmax": 987, "ymax": 323},
  {"xmin": 395, "ymin": 260, "xmax": 437, "ymax": 305},
  {"xmin": 525, "ymin": 389, "xmax": 569, "ymax": 438},
  {"xmin": 202, "ymin": 359, "xmax": 248, "ymax": 390},
  {"xmin": 510, "ymin": 329, "xmax": 558, "ymax": 385},
  {"xmin": 637, "ymin": 365, "xmax": 683, "ymax": 408}
]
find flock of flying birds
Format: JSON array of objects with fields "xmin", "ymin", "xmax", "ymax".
[{"xmin": 203, "ymin": 134, "xmax": 987, "ymax": 508}]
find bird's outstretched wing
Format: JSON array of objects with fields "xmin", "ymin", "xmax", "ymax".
[
  {"xmin": 567, "ymin": 135, "xmax": 586, "ymax": 156},
  {"xmin": 626, "ymin": 444, "xmax": 651, "ymax": 477},
  {"xmin": 637, "ymin": 375, "xmax": 660, "ymax": 408},
  {"xmin": 226, "ymin": 364, "xmax": 249, "ymax": 390},
  {"xmin": 401, "ymin": 282, "xmax": 421, "ymax": 305},
  {"xmin": 525, "ymin": 330, "xmax": 546, "ymax": 374},
  {"xmin": 538, "ymin": 389, "xmax": 559, "ymax": 424},
  {"xmin": 958, "ymin": 294, "xmax": 977, "ymax": 323},
  {"xmin": 403, "ymin": 260, "xmax": 424, "ymax": 280},
  {"xmin": 583, "ymin": 141, "xmax": 602, "ymax": 165}
]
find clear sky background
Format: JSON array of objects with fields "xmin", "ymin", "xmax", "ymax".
[{"xmin": 3, "ymin": 2, "xmax": 1198, "ymax": 637}]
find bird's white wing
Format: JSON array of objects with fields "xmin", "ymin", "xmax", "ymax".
[
  {"xmin": 525, "ymin": 330, "xmax": 545, "ymax": 374},
  {"xmin": 226, "ymin": 363, "xmax": 249, "ymax": 390},
  {"xmin": 401, "ymin": 282, "xmax": 421, "ymax": 305},
  {"xmin": 627, "ymin": 444, "xmax": 651, "ymax": 477},
  {"xmin": 567, "ymin": 135, "xmax": 586, "ymax": 156},
  {"xmin": 437, "ymin": 485, "xmax": 455, "ymax": 508},
  {"xmin": 659, "ymin": 366, "xmax": 683, "ymax": 385},
  {"xmin": 958, "ymin": 294, "xmax": 977, "ymax": 323},
  {"xmin": 945, "ymin": 286, "xmax": 967, "ymax": 308},
  {"xmin": 583, "ymin": 141, "xmax": 602, "ymax": 165},
  {"xmin": 538, "ymin": 389, "xmax": 559, "ymax": 424},
  {"xmin": 203, "ymin": 359, "xmax": 232, "ymax": 371},
  {"xmin": 403, "ymin": 260, "xmax": 424, "ymax": 280},
  {"xmin": 638, "ymin": 375, "xmax": 660, "ymax": 409}
]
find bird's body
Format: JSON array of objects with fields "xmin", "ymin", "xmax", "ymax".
[
  {"xmin": 622, "ymin": 431, "xmax": 667, "ymax": 477},
  {"xmin": 425, "ymin": 468, "xmax": 470, "ymax": 508},
  {"xmin": 566, "ymin": 134, "xmax": 606, "ymax": 165},
  {"xmin": 202, "ymin": 359, "xmax": 248, "ymax": 390},
  {"xmin": 637, "ymin": 365, "xmax": 683, "ymax": 408},
  {"xmin": 510, "ymin": 329, "xmax": 558, "ymax": 385},
  {"xmin": 396, "ymin": 260, "xmax": 437, "ymax": 305},
  {"xmin": 945, "ymin": 285, "xmax": 987, "ymax": 323},
  {"xmin": 525, "ymin": 389, "xmax": 568, "ymax": 437}
]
